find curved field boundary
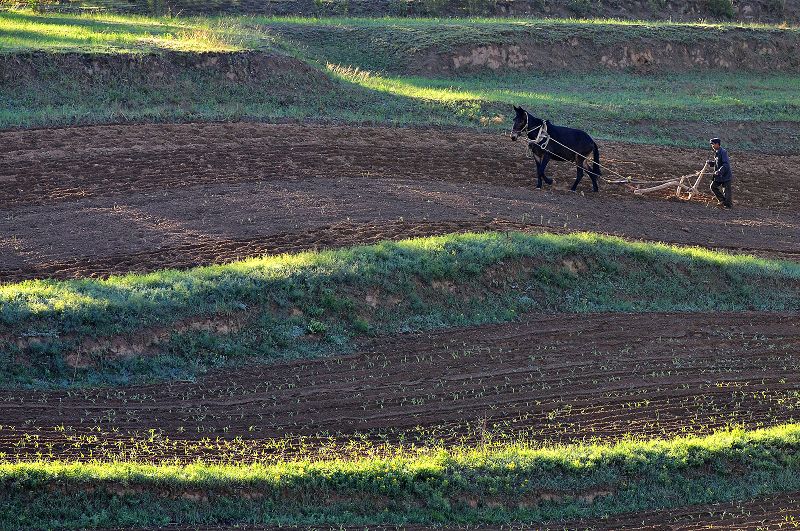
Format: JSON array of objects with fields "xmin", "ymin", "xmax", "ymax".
[
  {"xmin": 3, "ymin": 220, "xmax": 796, "ymax": 285},
  {"xmin": 4, "ymin": 231, "xmax": 796, "ymax": 329}
]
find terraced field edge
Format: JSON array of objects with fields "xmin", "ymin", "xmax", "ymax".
[{"xmin": 1, "ymin": 231, "xmax": 797, "ymax": 388}]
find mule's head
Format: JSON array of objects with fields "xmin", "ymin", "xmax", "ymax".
[
  {"xmin": 510, "ymin": 105, "xmax": 527, "ymax": 141},
  {"xmin": 511, "ymin": 106, "xmax": 544, "ymax": 141}
]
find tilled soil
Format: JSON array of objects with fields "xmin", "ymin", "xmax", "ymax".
[
  {"xmin": 1, "ymin": 312, "xmax": 797, "ymax": 462},
  {"xmin": 1, "ymin": 123, "xmax": 797, "ymax": 283}
]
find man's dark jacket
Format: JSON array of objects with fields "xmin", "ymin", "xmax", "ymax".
[{"xmin": 712, "ymin": 147, "xmax": 733, "ymax": 183}]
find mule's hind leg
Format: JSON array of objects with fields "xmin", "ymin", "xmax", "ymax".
[
  {"xmin": 585, "ymin": 155, "xmax": 599, "ymax": 192},
  {"xmin": 571, "ymin": 155, "xmax": 584, "ymax": 191}
]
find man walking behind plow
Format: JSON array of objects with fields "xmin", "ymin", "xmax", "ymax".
[{"xmin": 708, "ymin": 137, "xmax": 733, "ymax": 209}]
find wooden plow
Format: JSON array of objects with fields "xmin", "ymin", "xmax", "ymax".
[{"xmin": 630, "ymin": 161, "xmax": 713, "ymax": 200}]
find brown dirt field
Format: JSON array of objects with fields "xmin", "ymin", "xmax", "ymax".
[
  {"xmin": 1, "ymin": 122, "xmax": 797, "ymax": 529},
  {"xmin": 565, "ymin": 491, "xmax": 800, "ymax": 529},
  {"xmin": 1, "ymin": 311, "xmax": 797, "ymax": 462},
  {"xmin": 0, "ymin": 123, "xmax": 797, "ymax": 283}
]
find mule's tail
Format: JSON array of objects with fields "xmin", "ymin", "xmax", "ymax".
[{"xmin": 592, "ymin": 142, "xmax": 601, "ymax": 179}]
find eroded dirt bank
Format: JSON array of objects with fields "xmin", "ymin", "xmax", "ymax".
[{"xmin": 419, "ymin": 31, "xmax": 800, "ymax": 74}]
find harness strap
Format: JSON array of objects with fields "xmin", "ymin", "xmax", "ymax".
[{"xmin": 533, "ymin": 121, "xmax": 549, "ymax": 149}]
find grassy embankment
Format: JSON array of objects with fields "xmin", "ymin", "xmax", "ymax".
[
  {"xmin": 1, "ymin": 231, "xmax": 798, "ymax": 388},
  {"xmin": 2, "ymin": 10, "xmax": 800, "ymax": 150},
  {"xmin": 3, "ymin": 424, "xmax": 800, "ymax": 527}
]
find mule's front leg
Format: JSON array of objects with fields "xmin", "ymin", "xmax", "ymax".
[
  {"xmin": 533, "ymin": 162, "xmax": 541, "ymax": 189},
  {"xmin": 538, "ymin": 153, "xmax": 553, "ymax": 187},
  {"xmin": 532, "ymin": 153, "xmax": 543, "ymax": 189}
]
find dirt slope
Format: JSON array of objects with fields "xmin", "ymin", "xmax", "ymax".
[{"xmin": 415, "ymin": 31, "xmax": 800, "ymax": 74}]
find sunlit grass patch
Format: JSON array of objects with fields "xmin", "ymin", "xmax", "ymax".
[
  {"xmin": 263, "ymin": 15, "xmax": 800, "ymax": 30},
  {"xmin": 327, "ymin": 66, "xmax": 800, "ymax": 124},
  {"xmin": 1, "ymin": 231, "xmax": 796, "ymax": 327},
  {"xmin": 0, "ymin": 9, "xmax": 268, "ymax": 52},
  {"xmin": 3, "ymin": 424, "xmax": 800, "ymax": 526},
  {"xmin": 4, "ymin": 11, "xmax": 796, "ymax": 56},
  {"xmin": 3, "ymin": 230, "xmax": 798, "ymax": 321}
]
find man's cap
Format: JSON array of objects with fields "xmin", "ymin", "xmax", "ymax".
[{"xmin": 710, "ymin": 137, "xmax": 721, "ymax": 144}]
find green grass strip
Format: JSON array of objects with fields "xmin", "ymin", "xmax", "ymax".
[
  {"xmin": 3, "ymin": 423, "xmax": 800, "ymax": 527},
  {"xmin": 2, "ymin": 231, "xmax": 797, "ymax": 328},
  {"xmin": 329, "ymin": 68, "xmax": 800, "ymax": 124},
  {"xmin": 3, "ymin": 61, "xmax": 799, "ymax": 150},
  {"xmin": 0, "ymin": 9, "xmax": 272, "ymax": 53},
  {"xmin": 1, "ymin": 231, "xmax": 798, "ymax": 388}
]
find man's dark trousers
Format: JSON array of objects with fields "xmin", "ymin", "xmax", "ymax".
[{"xmin": 711, "ymin": 180, "xmax": 732, "ymax": 208}]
